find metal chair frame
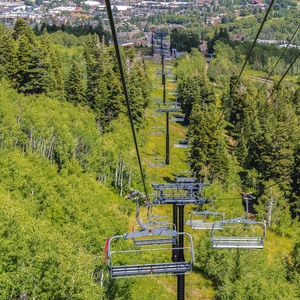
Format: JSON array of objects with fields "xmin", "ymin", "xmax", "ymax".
[
  {"xmin": 106, "ymin": 191, "xmax": 194, "ymax": 278},
  {"xmin": 176, "ymin": 171, "xmax": 196, "ymax": 183},
  {"xmin": 156, "ymin": 103, "xmax": 180, "ymax": 113},
  {"xmin": 148, "ymin": 156, "xmax": 166, "ymax": 167},
  {"xmin": 141, "ymin": 201, "xmax": 172, "ymax": 229},
  {"xmin": 173, "ymin": 139, "xmax": 189, "ymax": 148},
  {"xmin": 185, "ymin": 197, "xmax": 224, "ymax": 230},
  {"xmin": 150, "ymin": 126, "xmax": 165, "ymax": 135},
  {"xmin": 152, "ymin": 183, "xmax": 209, "ymax": 205},
  {"xmin": 171, "ymin": 113, "xmax": 185, "ymax": 122},
  {"xmin": 107, "ymin": 233, "xmax": 194, "ymax": 278},
  {"xmin": 168, "ymin": 102, "xmax": 181, "ymax": 109},
  {"xmin": 211, "ymin": 195, "xmax": 266, "ymax": 249}
]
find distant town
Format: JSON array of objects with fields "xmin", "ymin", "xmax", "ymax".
[{"xmin": 1, "ymin": 0, "xmax": 300, "ymax": 49}]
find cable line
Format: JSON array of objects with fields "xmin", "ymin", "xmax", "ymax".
[
  {"xmin": 236, "ymin": 0, "xmax": 276, "ymax": 83},
  {"xmin": 233, "ymin": 23, "xmax": 300, "ymax": 134},
  {"xmin": 260, "ymin": 168, "xmax": 300, "ymax": 191},
  {"xmin": 229, "ymin": 52, "xmax": 300, "ymax": 197},
  {"xmin": 213, "ymin": 0, "xmax": 276, "ymax": 132},
  {"xmin": 105, "ymin": 0, "xmax": 148, "ymax": 198},
  {"xmin": 234, "ymin": 48, "xmax": 300, "ymax": 149}
]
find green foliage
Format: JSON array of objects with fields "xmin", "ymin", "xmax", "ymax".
[
  {"xmin": 171, "ymin": 28, "xmax": 200, "ymax": 52},
  {"xmin": 208, "ymin": 41, "xmax": 238, "ymax": 86},
  {"xmin": 175, "ymin": 49, "xmax": 212, "ymax": 122},
  {"xmin": 189, "ymin": 104, "xmax": 229, "ymax": 181},
  {"xmin": 196, "ymin": 233, "xmax": 298, "ymax": 300},
  {"xmin": 0, "ymin": 20, "xmax": 62, "ymax": 96},
  {"xmin": 0, "ymin": 21, "xmax": 150, "ymax": 128},
  {"xmin": 38, "ymin": 21, "xmax": 111, "ymax": 45},
  {"xmin": 65, "ymin": 60, "xmax": 86, "ymax": 105},
  {"xmin": 0, "ymin": 148, "xmax": 128, "ymax": 298},
  {"xmin": 207, "ymin": 28, "xmax": 230, "ymax": 54}
]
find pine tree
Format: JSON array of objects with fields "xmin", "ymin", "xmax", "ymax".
[
  {"xmin": 65, "ymin": 61, "xmax": 86, "ymax": 105},
  {"xmin": 15, "ymin": 34, "xmax": 34, "ymax": 93},
  {"xmin": 189, "ymin": 104, "xmax": 228, "ymax": 181}
]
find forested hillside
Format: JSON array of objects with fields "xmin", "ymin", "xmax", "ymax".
[
  {"xmin": 0, "ymin": 19, "xmax": 151, "ymax": 298},
  {"xmin": 175, "ymin": 50, "xmax": 300, "ymax": 298}
]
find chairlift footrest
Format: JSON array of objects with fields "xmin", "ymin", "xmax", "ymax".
[
  {"xmin": 133, "ymin": 237, "xmax": 177, "ymax": 246},
  {"xmin": 110, "ymin": 261, "xmax": 191, "ymax": 278},
  {"xmin": 212, "ymin": 237, "xmax": 264, "ymax": 249}
]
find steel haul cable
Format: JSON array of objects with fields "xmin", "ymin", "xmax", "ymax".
[
  {"xmin": 105, "ymin": 0, "xmax": 148, "ymax": 198},
  {"xmin": 234, "ymin": 48, "xmax": 300, "ymax": 150},
  {"xmin": 213, "ymin": 0, "xmax": 276, "ymax": 133},
  {"xmin": 232, "ymin": 23, "xmax": 300, "ymax": 134}
]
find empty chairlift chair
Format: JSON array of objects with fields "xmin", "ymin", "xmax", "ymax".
[
  {"xmin": 148, "ymin": 150, "xmax": 166, "ymax": 167},
  {"xmin": 148, "ymin": 156, "xmax": 166, "ymax": 167},
  {"xmin": 168, "ymin": 102, "xmax": 181, "ymax": 109},
  {"xmin": 151, "ymin": 113, "xmax": 164, "ymax": 117},
  {"xmin": 155, "ymin": 103, "xmax": 180, "ymax": 113},
  {"xmin": 173, "ymin": 139, "xmax": 189, "ymax": 148},
  {"xmin": 185, "ymin": 196, "xmax": 224, "ymax": 230},
  {"xmin": 176, "ymin": 171, "xmax": 196, "ymax": 183},
  {"xmin": 171, "ymin": 113, "xmax": 185, "ymax": 122},
  {"xmin": 211, "ymin": 193, "xmax": 266, "ymax": 249},
  {"xmin": 106, "ymin": 190, "xmax": 195, "ymax": 278},
  {"xmin": 152, "ymin": 182, "xmax": 209, "ymax": 205},
  {"xmin": 150, "ymin": 126, "xmax": 165, "ymax": 135}
]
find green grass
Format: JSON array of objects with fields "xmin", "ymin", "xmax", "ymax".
[
  {"xmin": 264, "ymin": 230, "xmax": 294, "ymax": 261},
  {"xmin": 243, "ymin": 66, "xmax": 269, "ymax": 79}
]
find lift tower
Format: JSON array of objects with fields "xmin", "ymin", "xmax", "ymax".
[
  {"xmin": 152, "ymin": 182, "xmax": 210, "ymax": 299},
  {"xmin": 153, "ymin": 31, "xmax": 173, "ymax": 165}
]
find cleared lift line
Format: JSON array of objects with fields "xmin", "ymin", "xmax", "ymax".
[{"xmin": 104, "ymin": 3, "xmax": 268, "ymax": 300}]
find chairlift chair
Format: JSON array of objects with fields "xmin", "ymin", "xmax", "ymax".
[
  {"xmin": 173, "ymin": 139, "xmax": 189, "ymax": 148},
  {"xmin": 171, "ymin": 113, "xmax": 185, "ymax": 122},
  {"xmin": 107, "ymin": 233, "xmax": 194, "ymax": 278},
  {"xmin": 211, "ymin": 194, "xmax": 266, "ymax": 249},
  {"xmin": 106, "ymin": 190, "xmax": 195, "ymax": 278},
  {"xmin": 148, "ymin": 156, "xmax": 166, "ymax": 167},
  {"xmin": 168, "ymin": 102, "xmax": 181, "ymax": 109},
  {"xmin": 156, "ymin": 103, "xmax": 181, "ymax": 113},
  {"xmin": 185, "ymin": 196, "xmax": 224, "ymax": 230},
  {"xmin": 140, "ymin": 198, "xmax": 171, "ymax": 229},
  {"xmin": 150, "ymin": 126, "xmax": 165, "ymax": 135},
  {"xmin": 176, "ymin": 171, "xmax": 196, "ymax": 183},
  {"xmin": 152, "ymin": 182, "xmax": 209, "ymax": 205}
]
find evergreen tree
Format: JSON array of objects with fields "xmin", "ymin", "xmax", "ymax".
[
  {"xmin": 189, "ymin": 104, "xmax": 229, "ymax": 181},
  {"xmin": 65, "ymin": 61, "xmax": 86, "ymax": 105},
  {"xmin": 15, "ymin": 34, "xmax": 34, "ymax": 93}
]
